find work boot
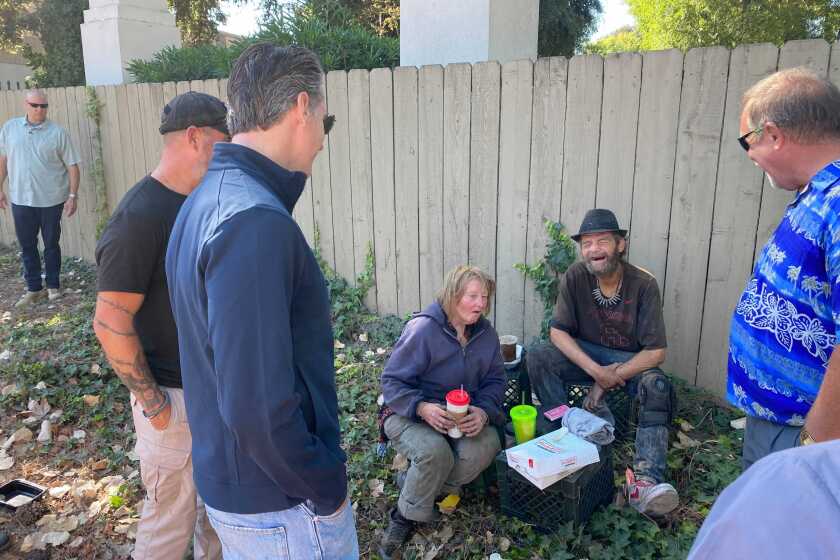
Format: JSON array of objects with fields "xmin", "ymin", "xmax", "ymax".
[
  {"xmin": 0, "ymin": 529, "xmax": 10, "ymax": 551},
  {"xmin": 15, "ymin": 289, "xmax": 46, "ymax": 308},
  {"xmin": 378, "ymin": 507, "xmax": 414, "ymax": 559},
  {"xmin": 47, "ymin": 288, "xmax": 62, "ymax": 301},
  {"xmin": 626, "ymin": 470, "xmax": 679, "ymax": 516}
]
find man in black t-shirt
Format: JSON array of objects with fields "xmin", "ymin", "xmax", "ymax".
[
  {"xmin": 93, "ymin": 92, "xmax": 228, "ymax": 560},
  {"xmin": 527, "ymin": 209, "xmax": 679, "ymax": 517}
]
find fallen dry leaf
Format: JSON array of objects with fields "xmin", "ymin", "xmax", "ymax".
[
  {"xmin": 91, "ymin": 459, "xmax": 108, "ymax": 471},
  {"xmin": 368, "ymin": 478, "xmax": 385, "ymax": 498},
  {"xmin": 82, "ymin": 395, "xmax": 100, "ymax": 407}
]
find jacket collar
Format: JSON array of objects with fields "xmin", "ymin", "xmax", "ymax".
[
  {"xmin": 209, "ymin": 142, "xmax": 307, "ymax": 214},
  {"xmin": 419, "ymin": 301, "xmax": 487, "ymax": 340}
]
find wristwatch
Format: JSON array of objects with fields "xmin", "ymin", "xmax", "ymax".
[{"xmin": 799, "ymin": 428, "xmax": 816, "ymax": 446}]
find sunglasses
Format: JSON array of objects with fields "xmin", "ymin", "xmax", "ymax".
[
  {"xmin": 28, "ymin": 102, "xmax": 48, "ymax": 109},
  {"xmin": 738, "ymin": 124, "xmax": 763, "ymax": 151},
  {"xmin": 323, "ymin": 114, "xmax": 335, "ymax": 134}
]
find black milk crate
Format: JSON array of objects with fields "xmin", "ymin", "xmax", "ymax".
[
  {"xmin": 496, "ymin": 444, "xmax": 614, "ymax": 531},
  {"xmin": 502, "ymin": 367, "xmax": 532, "ymax": 414},
  {"xmin": 566, "ymin": 383, "xmax": 636, "ymax": 441}
]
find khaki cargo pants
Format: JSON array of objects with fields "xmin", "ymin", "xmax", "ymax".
[{"xmin": 130, "ymin": 387, "xmax": 222, "ymax": 560}]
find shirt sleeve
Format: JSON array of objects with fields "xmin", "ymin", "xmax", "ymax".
[
  {"xmin": 0, "ymin": 122, "xmax": 9, "ymax": 157},
  {"xmin": 202, "ymin": 207, "xmax": 347, "ymax": 514},
  {"xmin": 95, "ymin": 211, "xmax": 160, "ymax": 294},
  {"xmin": 381, "ymin": 318, "xmax": 432, "ymax": 420},
  {"xmin": 636, "ymin": 276, "xmax": 667, "ymax": 349},
  {"xmin": 822, "ymin": 193, "xmax": 840, "ymax": 337},
  {"xmin": 550, "ymin": 267, "xmax": 578, "ymax": 334},
  {"xmin": 59, "ymin": 128, "xmax": 80, "ymax": 166}
]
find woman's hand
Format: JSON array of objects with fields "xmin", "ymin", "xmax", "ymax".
[
  {"xmin": 417, "ymin": 402, "xmax": 456, "ymax": 434},
  {"xmin": 460, "ymin": 406, "xmax": 489, "ymax": 437}
]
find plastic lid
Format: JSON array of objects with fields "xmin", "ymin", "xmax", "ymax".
[
  {"xmin": 446, "ymin": 389, "xmax": 470, "ymax": 406},
  {"xmin": 509, "ymin": 404, "xmax": 537, "ymax": 420}
]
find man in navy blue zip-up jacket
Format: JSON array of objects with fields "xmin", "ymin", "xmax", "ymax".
[{"xmin": 166, "ymin": 44, "xmax": 358, "ymax": 559}]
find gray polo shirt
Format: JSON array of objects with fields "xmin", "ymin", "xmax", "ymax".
[{"xmin": 0, "ymin": 117, "xmax": 80, "ymax": 207}]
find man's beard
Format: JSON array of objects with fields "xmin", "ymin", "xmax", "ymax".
[{"xmin": 584, "ymin": 252, "xmax": 622, "ymax": 277}]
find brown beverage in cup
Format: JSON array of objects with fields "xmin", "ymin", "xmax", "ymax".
[
  {"xmin": 446, "ymin": 389, "xmax": 470, "ymax": 438},
  {"xmin": 500, "ymin": 335, "xmax": 518, "ymax": 362}
]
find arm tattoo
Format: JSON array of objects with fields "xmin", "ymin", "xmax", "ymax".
[
  {"xmin": 94, "ymin": 318, "xmax": 138, "ymax": 338},
  {"xmin": 97, "ymin": 295, "xmax": 137, "ymax": 318},
  {"xmin": 104, "ymin": 349, "xmax": 165, "ymax": 412}
]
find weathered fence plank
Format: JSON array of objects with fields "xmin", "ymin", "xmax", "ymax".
[
  {"xmin": 469, "ymin": 61, "xmax": 501, "ymax": 322},
  {"xmin": 394, "ymin": 67, "xmax": 421, "ymax": 316},
  {"xmin": 662, "ymin": 46, "xmax": 730, "ymax": 383},
  {"xmin": 370, "ymin": 68, "xmax": 399, "ymax": 315},
  {"xmin": 496, "ymin": 59, "xmax": 534, "ymax": 340},
  {"xmin": 524, "ymin": 57, "xmax": 567, "ymax": 343},
  {"xmin": 560, "ymin": 54, "xmax": 603, "ymax": 236},
  {"xmin": 629, "ymin": 49, "xmax": 683, "ymax": 287},
  {"xmin": 595, "ymin": 52, "xmax": 642, "ymax": 229},
  {"xmin": 326, "ymin": 70, "xmax": 356, "ymax": 282},
  {"xmin": 442, "ymin": 63, "xmax": 472, "ymax": 276},
  {"xmin": 696, "ymin": 43, "xmax": 779, "ymax": 397},
  {"xmin": 348, "ymin": 69, "xmax": 377, "ymax": 311},
  {"xmin": 418, "ymin": 65, "xmax": 445, "ymax": 309}
]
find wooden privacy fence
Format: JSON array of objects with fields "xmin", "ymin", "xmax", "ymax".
[{"xmin": 0, "ymin": 39, "xmax": 839, "ymax": 398}]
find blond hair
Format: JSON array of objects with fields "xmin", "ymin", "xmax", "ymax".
[
  {"xmin": 742, "ymin": 67, "xmax": 840, "ymax": 144},
  {"xmin": 436, "ymin": 265, "xmax": 495, "ymax": 320}
]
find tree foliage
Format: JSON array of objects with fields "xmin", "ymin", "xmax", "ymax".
[
  {"xmin": 588, "ymin": 0, "xmax": 840, "ymax": 54},
  {"xmin": 0, "ymin": 0, "xmax": 87, "ymax": 88},
  {"xmin": 167, "ymin": 0, "xmax": 228, "ymax": 46},
  {"xmin": 583, "ymin": 25, "xmax": 641, "ymax": 55},
  {"xmin": 538, "ymin": 0, "xmax": 603, "ymax": 57},
  {"xmin": 128, "ymin": 4, "xmax": 399, "ymax": 83}
]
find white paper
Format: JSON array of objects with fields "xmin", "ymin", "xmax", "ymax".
[{"xmin": 506, "ymin": 427, "xmax": 600, "ymax": 487}]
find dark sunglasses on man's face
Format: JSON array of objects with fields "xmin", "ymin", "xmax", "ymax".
[
  {"xmin": 323, "ymin": 114, "xmax": 335, "ymax": 135},
  {"xmin": 738, "ymin": 125, "xmax": 763, "ymax": 151},
  {"xmin": 28, "ymin": 102, "xmax": 48, "ymax": 109}
]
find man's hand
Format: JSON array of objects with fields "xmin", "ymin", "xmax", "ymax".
[
  {"xmin": 459, "ymin": 405, "xmax": 488, "ymax": 437},
  {"xmin": 583, "ymin": 383, "xmax": 606, "ymax": 412},
  {"xmin": 64, "ymin": 197, "xmax": 77, "ymax": 217},
  {"xmin": 0, "ymin": 191, "xmax": 7, "ymax": 210},
  {"xmin": 147, "ymin": 402, "xmax": 172, "ymax": 431},
  {"xmin": 591, "ymin": 363, "xmax": 625, "ymax": 390},
  {"xmin": 417, "ymin": 402, "xmax": 455, "ymax": 434}
]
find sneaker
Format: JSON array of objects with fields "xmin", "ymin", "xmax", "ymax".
[
  {"xmin": 626, "ymin": 469, "xmax": 679, "ymax": 516},
  {"xmin": 47, "ymin": 288, "xmax": 62, "ymax": 301},
  {"xmin": 378, "ymin": 508, "xmax": 415, "ymax": 559},
  {"xmin": 15, "ymin": 290, "xmax": 46, "ymax": 308}
]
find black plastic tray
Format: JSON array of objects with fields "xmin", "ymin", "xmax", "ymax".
[{"xmin": 0, "ymin": 479, "xmax": 47, "ymax": 511}]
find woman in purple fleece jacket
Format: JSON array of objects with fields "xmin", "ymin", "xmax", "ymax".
[{"xmin": 378, "ymin": 266, "xmax": 506, "ymax": 559}]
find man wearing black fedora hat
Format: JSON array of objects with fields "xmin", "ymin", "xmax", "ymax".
[{"xmin": 527, "ymin": 208, "xmax": 679, "ymax": 517}]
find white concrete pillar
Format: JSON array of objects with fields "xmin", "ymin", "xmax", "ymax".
[
  {"xmin": 400, "ymin": 0, "xmax": 539, "ymax": 67},
  {"xmin": 80, "ymin": 0, "xmax": 182, "ymax": 86}
]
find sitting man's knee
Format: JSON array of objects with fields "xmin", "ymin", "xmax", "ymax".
[
  {"xmin": 416, "ymin": 437, "xmax": 455, "ymax": 471},
  {"xmin": 525, "ymin": 341, "xmax": 565, "ymax": 380},
  {"xmin": 637, "ymin": 371, "xmax": 674, "ymax": 428}
]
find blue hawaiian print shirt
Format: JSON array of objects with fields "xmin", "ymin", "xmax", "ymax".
[{"xmin": 728, "ymin": 160, "xmax": 840, "ymax": 426}]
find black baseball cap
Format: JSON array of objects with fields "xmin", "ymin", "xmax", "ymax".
[{"xmin": 159, "ymin": 91, "xmax": 229, "ymax": 136}]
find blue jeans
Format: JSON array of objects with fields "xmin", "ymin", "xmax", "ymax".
[
  {"xmin": 11, "ymin": 202, "xmax": 64, "ymax": 291},
  {"xmin": 527, "ymin": 339, "xmax": 673, "ymax": 483},
  {"xmin": 205, "ymin": 499, "xmax": 359, "ymax": 560}
]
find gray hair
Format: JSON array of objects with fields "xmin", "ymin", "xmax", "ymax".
[
  {"xmin": 226, "ymin": 43, "xmax": 324, "ymax": 136},
  {"xmin": 25, "ymin": 89, "xmax": 47, "ymax": 100},
  {"xmin": 742, "ymin": 67, "xmax": 840, "ymax": 144}
]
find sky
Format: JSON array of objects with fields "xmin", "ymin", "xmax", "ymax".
[{"xmin": 220, "ymin": 0, "xmax": 636, "ymax": 42}]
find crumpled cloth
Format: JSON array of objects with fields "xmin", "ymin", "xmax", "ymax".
[{"xmin": 561, "ymin": 406, "xmax": 615, "ymax": 445}]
